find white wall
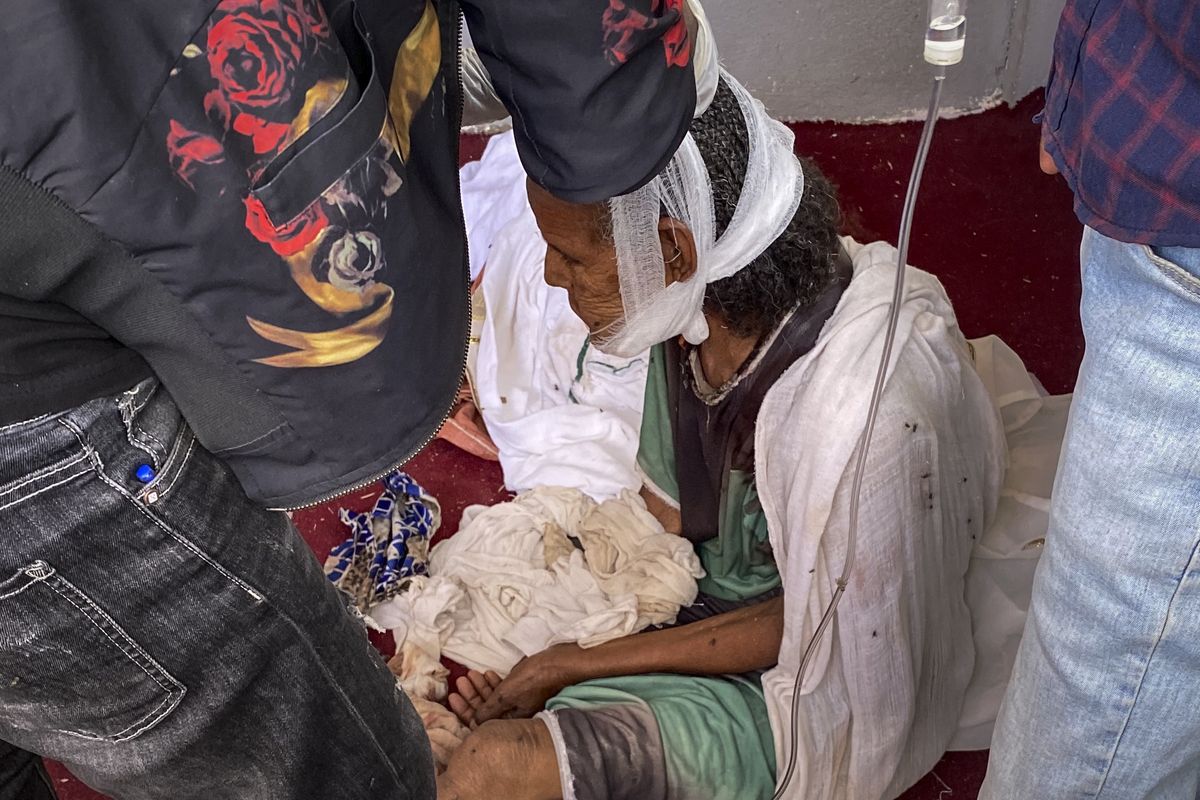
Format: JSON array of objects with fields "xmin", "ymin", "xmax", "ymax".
[
  {"xmin": 1008, "ymin": 0, "xmax": 1069, "ymax": 100},
  {"xmin": 704, "ymin": 0, "xmax": 1067, "ymax": 122}
]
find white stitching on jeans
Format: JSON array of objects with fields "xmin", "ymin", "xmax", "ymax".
[
  {"xmin": 1144, "ymin": 245, "xmax": 1200, "ymax": 300},
  {"xmin": 0, "ymin": 413, "xmax": 53, "ymax": 434},
  {"xmin": 124, "ymin": 413, "xmax": 165, "ymax": 465},
  {"xmin": 117, "ymin": 687, "xmax": 186, "ymax": 741},
  {"xmin": 40, "ymin": 576, "xmax": 185, "ymax": 742},
  {"xmin": 54, "ymin": 423, "xmax": 402, "ymax": 786},
  {"xmin": 140, "ymin": 427, "xmax": 192, "ymax": 502},
  {"xmin": 119, "ymin": 381, "xmax": 157, "ymax": 419},
  {"xmin": 42, "ymin": 577, "xmax": 180, "ymax": 696},
  {"xmin": 1094, "ymin": 536, "xmax": 1200, "ymax": 795},
  {"xmin": 106, "ymin": 469, "xmax": 267, "ymax": 602},
  {"xmin": 0, "ymin": 467, "xmax": 91, "ymax": 513},
  {"xmin": 59, "ymin": 691, "xmax": 181, "ymax": 743},
  {"xmin": 134, "ymin": 427, "xmax": 166, "ymax": 462},
  {"xmin": 0, "ymin": 452, "xmax": 89, "ymax": 501},
  {"xmin": 129, "ymin": 384, "xmax": 156, "ymax": 418},
  {"xmin": 160, "ymin": 424, "xmax": 188, "ymax": 473},
  {"xmin": 157, "ymin": 434, "xmax": 196, "ymax": 500},
  {"xmin": 0, "ymin": 572, "xmax": 49, "ymax": 602},
  {"xmin": 59, "ymin": 418, "xmax": 266, "ymax": 603},
  {"xmin": 116, "ymin": 387, "xmax": 168, "ymax": 464}
]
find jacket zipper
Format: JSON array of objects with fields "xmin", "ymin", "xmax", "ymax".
[{"xmin": 279, "ymin": 5, "xmax": 473, "ymax": 511}]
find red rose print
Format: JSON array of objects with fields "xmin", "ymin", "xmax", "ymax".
[
  {"xmin": 295, "ymin": 0, "xmax": 332, "ymax": 39},
  {"xmin": 168, "ymin": 1, "xmax": 338, "ymax": 193},
  {"xmin": 660, "ymin": 0, "xmax": 691, "ymax": 68},
  {"xmin": 204, "ymin": 89, "xmax": 233, "ymax": 129},
  {"xmin": 166, "ymin": 120, "xmax": 226, "ymax": 187},
  {"xmin": 602, "ymin": 0, "xmax": 691, "ymax": 68},
  {"xmin": 602, "ymin": 0, "xmax": 647, "ymax": 65},
  {"xmin": 233, "ymin": 112, "xmax": 291, "ymax": 154},
  {"xmin": 244, "ymin": 195, "xmax": 329, "ymax": 257},
  {"xmin": 207, "ymin": 1, "xmax": 311, "ymax": 109}
]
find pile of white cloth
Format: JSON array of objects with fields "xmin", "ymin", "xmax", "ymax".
[
  {"xmin": 372, "ymin": 487, "xmax": 704, "ymax": 700},
  {"xmin": 461, "ymin": 132, "xmax": 649, "ymax": 500}
]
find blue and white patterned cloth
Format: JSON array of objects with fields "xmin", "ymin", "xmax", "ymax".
[{"xmin": 324, "ymin": 471, "xmax": 440, "ymax": 611}]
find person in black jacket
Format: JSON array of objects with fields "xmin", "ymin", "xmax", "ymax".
[{"xmin": 0, "ymin": 1, "xmax": 711, "ymax": 797}]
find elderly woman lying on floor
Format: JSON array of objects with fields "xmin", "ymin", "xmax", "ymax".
[{"xmin": 437, "ymin": 73, "xmax": 1007, "ymax": 800}]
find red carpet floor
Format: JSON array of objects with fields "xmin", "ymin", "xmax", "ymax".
[{"xmin": 48, "ymin": 90, "xmax": 1083, "ymax": 799}]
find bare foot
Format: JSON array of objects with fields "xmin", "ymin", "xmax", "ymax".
[{"xmin": 448, "ymin": 669, "xmax": 502, "ymax": 728}]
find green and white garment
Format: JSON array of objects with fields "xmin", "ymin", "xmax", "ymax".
[
  {"xmin": 536, "ymin": 244, "xmax": 856, "ymax": 800},
  {"xmin": 538, "ymin": 342, "xmax": 781, "ymax": 800},
  {"xmin": 537, "ymin": 240, "xmax": 1048, "ymax": 800}
]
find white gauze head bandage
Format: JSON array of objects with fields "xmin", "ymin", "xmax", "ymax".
[{"xmin": 597, "ymin": 71, "xmax": 805, "ymax": 357}]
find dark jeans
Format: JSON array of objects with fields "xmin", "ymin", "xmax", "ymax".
[
  {"xmin": 0, "ymin": 380, "xmax": 435, "ymax": 799},
  {"xmin": 0, "ymin": 741, "xmax": 53, "ymax": 799}
]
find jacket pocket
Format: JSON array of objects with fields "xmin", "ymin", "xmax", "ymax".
[
  {"xmin": 0, "ymin": 562, "xmax": 185, "ymax": 743},
  {"xmin": 249, "ymin": 4, "xmax": 392, "ymax": 229}
]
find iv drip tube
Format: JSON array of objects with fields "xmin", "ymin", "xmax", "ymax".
[{"xmin": 770, "ymin": 69, "xmax": 947, "ymax": 800}]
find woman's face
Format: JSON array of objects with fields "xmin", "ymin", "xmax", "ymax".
[
  {"xmin": 526, "ymin": 179, "xmax": 625, "ymax": 336},
  {"xmin": 526, "ymin": 179, "xmax": 697, "ymax": 339}
]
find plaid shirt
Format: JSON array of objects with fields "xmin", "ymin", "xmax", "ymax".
[{"xmin": 1042, "ymin": 0, "xmax": 1200, "ymax": 247}]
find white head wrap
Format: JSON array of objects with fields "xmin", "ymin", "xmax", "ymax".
[
  {"xmin": 595, "ymin": 70, "xmax": 805, "ymax": 357},
  {"xmin": 687, "ymin": 0, "xmax": 720, "ymax": 117}
]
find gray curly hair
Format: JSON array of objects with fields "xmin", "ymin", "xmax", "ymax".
[{"xmin": 690, "ymin": 79, "xmax": 842, "ymax": 338}]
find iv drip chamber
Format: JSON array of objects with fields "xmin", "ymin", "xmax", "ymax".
[{"xmin": 925, "ymin": 0, "xmax": 966, "ymax": 66}]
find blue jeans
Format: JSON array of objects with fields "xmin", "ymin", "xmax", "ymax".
[
  {"xmin": 0, "ymin": 381, "xmax": 434, "ymax": 799},
  {"xmin": 982, "ymin": 229, "xmax": 1200, "ymax": 798}
]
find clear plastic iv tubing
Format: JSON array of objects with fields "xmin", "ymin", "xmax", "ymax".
[{"xmin": 770, "ymin": 68, "xmax": 947, "ymax": 800}]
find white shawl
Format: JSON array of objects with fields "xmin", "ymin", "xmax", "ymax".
[{"xmin": 758, "ymin": 239, "xmax": 1008, "ymax": 799}]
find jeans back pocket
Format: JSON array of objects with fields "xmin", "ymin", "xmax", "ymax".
[
  {"xmin": 0, "ymin": 562, "xmax": 185, "ymax": 743},
  {"xmin": 1146, "ymin": 245, "xmax": 1200, "ymax": 301}
]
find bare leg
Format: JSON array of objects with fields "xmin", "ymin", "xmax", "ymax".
[
  {"xmin": 443, "ymin": 672, "xmax": 562, "ymax": 800},
  {"xmin": 437, "ymin": 719, "xmax": 562, "ymax": 800}
]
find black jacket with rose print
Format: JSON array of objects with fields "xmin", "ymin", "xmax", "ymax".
[{"xmin": 0, "ymin": 0, "xmax": 695, "ymax": 507}]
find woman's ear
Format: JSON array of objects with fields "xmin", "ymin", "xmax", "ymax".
[{"xmin": 657, "ymin": 217, "xmax": 698, "ymax": 287}]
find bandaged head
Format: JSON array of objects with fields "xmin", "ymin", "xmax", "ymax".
[{"xmin": 597, "ymin": 70, "xmax": 807, "ymax": 357}]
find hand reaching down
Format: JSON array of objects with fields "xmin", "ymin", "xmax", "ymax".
[
  {"xmin": 448, "ymin": 670, "xmax": 504, "ymax": 728},
  {"xmin": 448, "ymin": 648, "xmax": 580, "ymax": 727},
  {"xmin": 1039, "ymin": 136, "xmax": 1060, "ymax": 176}
]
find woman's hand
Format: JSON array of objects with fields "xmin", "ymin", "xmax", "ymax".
[
  {"xmin": 1039, "ymin": 136, "xmax": 1060, "ymax": 175},
  {"xmin": 449, "ymin": 595, "xmax": 785, "ymax": 730},
  {"xmin": 449, "ymin": 645, "xmax": 583, "ymax": 728},
  {"xmin": 478, "ymin": 645, "xmax": 582, "ymax": 722}
]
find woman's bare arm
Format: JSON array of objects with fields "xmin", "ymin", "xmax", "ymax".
[{"xmin": 472, "ymin": 596, "xmax": 784, "ymax": 722}]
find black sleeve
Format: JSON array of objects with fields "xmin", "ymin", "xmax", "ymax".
[{"xmin": 461, "ymin": 0, "xmax": 696, "ymax": 203}]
